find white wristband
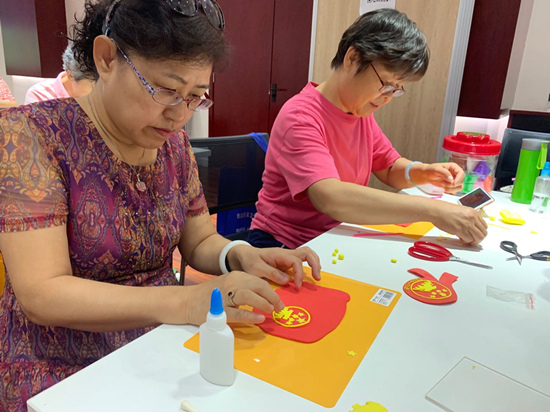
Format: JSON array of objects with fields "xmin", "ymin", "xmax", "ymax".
[
  {"xmin": 219, "ymin": 240, "xmax": 251, "ymax": 274},
  {"xmin": 405, "ymin": 161, "xmax": 422, "ymax": 186}
]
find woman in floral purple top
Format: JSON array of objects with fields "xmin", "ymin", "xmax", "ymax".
[{"xmin": 0, "ymin": 1, "xmax": 321, "ymax": 410}]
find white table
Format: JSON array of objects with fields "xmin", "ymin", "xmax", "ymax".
[{"xmin": 27, "ymin": 189, "xmax": 550, "ymax": 412}]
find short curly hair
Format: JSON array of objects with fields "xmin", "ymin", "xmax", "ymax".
[{"xmin": 70, "ymin": 0, "xmax": 229, "ymax": 81}]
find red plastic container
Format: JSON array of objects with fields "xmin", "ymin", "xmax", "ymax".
[{"xmin": 442, "ymin": 131, "xmax": 502, "ymax": 193}]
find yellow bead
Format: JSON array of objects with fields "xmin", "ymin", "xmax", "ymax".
[
  {"xmin": 332, "ymin": 252, "xmax": 337, "ymax": 256},
  {"xmin": 489, "ymin": 216, "xmax": 496, "ymax": 221},
  {"xmin": 338, "ymin": 254, "xmax": 344, "ymax": 260},
  {"xmin": 334, "ymin": 249, "xmax": 339, "ymax": 253},
  {"xmin": 332, "ymin": 260, "xmax": 337, "ymax": 264},
  {"xmin": 391, "ymin": 259, "xmax": 397, "ymax": 263}
]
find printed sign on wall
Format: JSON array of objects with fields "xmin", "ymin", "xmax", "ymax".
[{"xmin": 360, "ymin": 0, "xmax": 396, "ymax": 15}]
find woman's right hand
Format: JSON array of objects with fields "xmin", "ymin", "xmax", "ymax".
[
  {"xmin": 431, "ymin": 202, "xmax": 488, "ymax": 244},
  {"xmin": 181, "ymin": 271, "xmax": 285, "ymax": 326}
]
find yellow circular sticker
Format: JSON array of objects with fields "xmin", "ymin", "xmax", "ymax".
[{"xmin": 272, "ymin": 306, "xmax": 311, "ymax": 328}]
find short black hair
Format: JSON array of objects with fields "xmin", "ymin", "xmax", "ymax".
[
  {"xmin": 70, "ymin": 0, "xmax": 229, "ymax": 81},
  {"xmin": 331, "ymin": 8, "xmax": 429, "ymax": 80}
]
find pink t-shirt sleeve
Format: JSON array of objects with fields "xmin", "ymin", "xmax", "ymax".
[
  {"xmin": 276, "ymin": 121, "xmax": 339, "ymax": 202},
  {"xmin": 0, "ymin": 78, "xmax": 15, "ymax": 102},
  {"xmin": 369, "ymin": 116, "xmax": 401, "ymax": 172}
]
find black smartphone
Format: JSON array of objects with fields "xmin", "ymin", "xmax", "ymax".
[{"xmin": 457, "ymin": 187, "xmax": 495, "ymax": 210}]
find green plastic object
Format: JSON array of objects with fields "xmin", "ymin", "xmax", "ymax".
[
  {"xmin": 462, "ymin": 173, "xmax": 477, "ymax": 193},
  {"xmin": 511, "ymin": 140, "xmax": 548, "ymax": 204}
]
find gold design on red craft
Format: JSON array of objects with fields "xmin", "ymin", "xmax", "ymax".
[
  {"xmin": 403, "ymin": 279, "xmax": 452, "ymax": 300},
  {"xmin": 272, "ymin": 306, "xmax": 311, "ymax": 328}
]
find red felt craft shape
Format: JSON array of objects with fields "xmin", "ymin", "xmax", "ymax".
[
  {"xmin": 253, "ymin": 282, "xmax": 351, "ymax": 343},
  {"xmin": 395, "ymin": 223, "xmax": 413, "ymax": 227},
  {"xmin": 403, "ymin": 268, "xmax": 458, "ymax": 305}
]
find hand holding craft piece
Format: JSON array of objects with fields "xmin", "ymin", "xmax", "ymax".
[
  {"xmin": 403, "ymin": 268, "xmax": 458, "ymax": 304},
  {"xmin": 253, "ymin": 282, "xmax": 350, "ymax": 343}
]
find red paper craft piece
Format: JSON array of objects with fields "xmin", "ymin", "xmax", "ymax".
[
  {"xmin": 253, "ymin": 282, "xmax": 350, "ymax": 343},
  {"xmin": 395, "ymin": 223, "xmax": 413, "ymax": 228},
  {"xmin": 403, "ymin": 268, "xmax": 458, "ymax": 305}
]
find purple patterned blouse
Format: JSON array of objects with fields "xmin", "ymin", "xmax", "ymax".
[{"xmin": 0, "ymin": 99, "xmax": 208, "ymax": 411}]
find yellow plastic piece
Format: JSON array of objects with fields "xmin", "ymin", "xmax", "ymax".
[
  {"xmin": 332, "ymin": 252, "xmax": 337, "ymax": 257},
  {"xmin": 391, "ymin": 259, "xmax": 397, "ymax": 263},
  {"xmin": 489, "ymin": 216, "xmax": 496, "ymax": 221},
  {"xmin": 349, "ymin": 401, "xmax": 389, "ymax": 412},
  {"xmin": 500, "ymin": 209, "xmax": 526, "ymax": 225},
  {"xmin": 338, "ymin": 254, "xmax": 344, "ymax": 260},
  {"xmin": 531, "ymin": 230, "xmax": 538, "ymax": 235},
  {"xmin": 347, "ymin": 350, "xmax": 357, "ymax": 357},
  {"xmin": 332, "ymin": 260, "xmax": 337, "ymax": 264},
  {"xmin": 334, "ymin": 248, "xmax": 339, "ymax": 253}
]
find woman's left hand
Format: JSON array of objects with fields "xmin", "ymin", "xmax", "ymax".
[
  {"xmin": 413, "ymin": 162, "xmax": 465, "ymax": 194},
  {"xmin": 228, "ymin": 245, "xmax": 322, "ymax": 288}
]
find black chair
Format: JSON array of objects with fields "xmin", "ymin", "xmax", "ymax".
[
  {"xmin": 494, "ymin": 128, "xmax": 550, "ymax": 191},
  {"xmin": 178, "ymin": 133, "xmax": 268, "ymax": 283}
]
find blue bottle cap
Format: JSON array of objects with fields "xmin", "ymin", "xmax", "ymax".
[
  {"xmin": 542, "ymin": 162, "xmax": 550, "ymax": 177},
  {"xmin": 210, "ymin": 288, "xmax": 224, "ymax": 315}
]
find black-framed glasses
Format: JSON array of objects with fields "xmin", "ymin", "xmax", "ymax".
[
  {"xmin": 371, "ymin": 64, "xmax": 406, "ymax": 97},
  {"xmin": 103, "ymin": 0, "xmax": 225, "ymax": 35},
  {"xmin": 115, "ymin": 42, "xmax": 213, "ymax": 110},
  {"xmin": 166, "ymin": 0, "xmax": 225, "ymax": 30}
]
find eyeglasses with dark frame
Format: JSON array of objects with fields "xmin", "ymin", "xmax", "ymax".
[
  {"xmin": 115, "ymin": 42, "xmax": 213, "ymax": 111},
  {"xmin": 370, "ymin": 64, "xmax": 406, "ymax": 97}
]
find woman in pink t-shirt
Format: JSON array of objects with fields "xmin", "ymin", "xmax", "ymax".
[
  {"xmin": 24, "ymin": 44, "xmax": 95, "ymax": 104},
  {"xmin": 250, "ymin": 9, "xmax": 487, "ymax": 249},
  {"xmin": 0, "ymin": 77, "xmax": 17, "ymax": 108}
]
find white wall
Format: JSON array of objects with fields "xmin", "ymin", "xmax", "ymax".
[
  {"xmin": 453, "ymin": 116, "xmax": 509, "ymax": 143},
  {"xmin": 501, "ymin": 0, "xmax": 533, "ymax": 110},
  {"xmin": 0, "ymin": 20, "xmax": 14, "ymax": 100},
  {"xmin": 65, "ymin": 0, "xmax": 87, "ymax": 29},
  {"xmin": 511, "ymin": 0, "xmax": 550, "ymax": 111}
]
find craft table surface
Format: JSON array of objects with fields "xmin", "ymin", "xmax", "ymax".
[{"xmin": 27, "ymin": 189, "xmax": 550, "ymax": 412}]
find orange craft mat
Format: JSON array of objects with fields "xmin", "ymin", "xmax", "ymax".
[
  {"xmin": 363, "ymin": 221, "xmax": 435, "ymax": 239},
  {"xmin": 184, "ymin": 269, "xmax": 401, "ymax": 408}
]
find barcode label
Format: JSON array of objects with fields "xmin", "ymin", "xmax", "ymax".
[{"xmin": 371, "ymin": 289, "xmax": 396, "ymax": 306}]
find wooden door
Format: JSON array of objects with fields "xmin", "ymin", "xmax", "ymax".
[
  {"xmin": 209, "ymin": 0, "xmax": 313, "ymax": 137},
  {"xmin": 268, "ymin": 0, "xmax": 314, "ymax": 131}
]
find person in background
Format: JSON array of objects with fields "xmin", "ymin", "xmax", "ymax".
[
  {"xmin": 0, "ymin": 1, "xmax": 320, "ymax": 410},
  {"xmin": 248, "ymin": 8, "xmax": 488, "ymax": 250},
  {"xmin": 0, "ymin": 77, "xmax": 17, "ymax": 108},
  {"xmin": 24, "ymin": 44, "xmax": 95, "ymax": 104}
]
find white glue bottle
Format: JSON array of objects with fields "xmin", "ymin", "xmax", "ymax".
[{"xmin": 199, "ymin": 288, "xmax": 235, "ymax": 386}]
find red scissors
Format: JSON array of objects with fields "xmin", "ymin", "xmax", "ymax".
[{"xmin": 408, "ymin": 241, "xmax": 493, "ymax": 269}]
